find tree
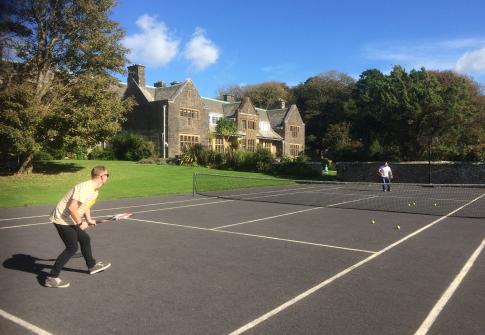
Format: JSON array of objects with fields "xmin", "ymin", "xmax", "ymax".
[
  {"xmin": 0, "ymin": 0, "xmax": 133, "ymax": 174},
  {"xmin": 350, "ymin": 66, "xmax": 485, "ymax": 161},
  {"xmin": 217, "ymin": 81, "xmax": 291, "ymax": 109},
  {"xmin": 215, "ymin": 117, "xmax": 238, "ymax": 150},
  {"xmin": 292, "ymin": 71, "xmax": 354, "ymax": 160},
  {"xmin": 216, "ymin": 84, "xmax": 245, "ymax": 101},
  {"xmin": 243, "ymin": 81, "xmax": 291, "ymax": 109}
]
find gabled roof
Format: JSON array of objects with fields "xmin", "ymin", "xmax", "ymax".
[
  {"xmin": 153, "ymin": 82, "xmax": 186, "ymax": 101},
  {"xmin": 255, "ymin": 108, "xmax": 283, "ymax": 140},
  {"xmin": 266, "ymin": 109, "xmax": 288, "ymax": 128}
]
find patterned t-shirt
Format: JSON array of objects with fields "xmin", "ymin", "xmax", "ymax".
[{"xmin": 50, "ymin": 180, "xmax": 98, "ymax": 225}]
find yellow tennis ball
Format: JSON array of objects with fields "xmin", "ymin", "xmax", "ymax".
[
  {"xmin": 370, "ymin": 219, "xmax": 376, "ymax": 224},
  {"xmin": 395, "ymin": 225, "xmax": 401, "ymax": 230}
]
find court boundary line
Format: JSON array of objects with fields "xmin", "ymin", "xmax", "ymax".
[
  {"xmin": 227, "ymin": 192, "xmax": 485, "ymax": 335},
  {"xmin": 0, "ymin": 308, "xmax": 52, "ymax": 335},
  {"xmin": 0, "ymin": 184, "xmax": 340, "ymax": 222},
  {"xmin": 0, "ymin": 200, "xmax": 234, "ymax": 229},
  {"xmin": 0, "ymin": 197, "xmax": 215, "ymax": 221},
  {"xmin": 414, "ymin": 238, "xmax": 485, "ymax": 335},
  {"xmin": 127, "ymin": 217, "xmax": 376, "ymax": 254}
]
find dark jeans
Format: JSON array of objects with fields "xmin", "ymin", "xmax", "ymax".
[
  {"xmin": 382, "ymin": 177, "xmax": 391, "ymax": 191},
  {"xmin": 50, "ymin": 223, "xmax": 96, "ymax": 277}
]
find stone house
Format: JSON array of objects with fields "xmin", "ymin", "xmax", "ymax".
[{"xmin": 118, "ymin": 64, "xmax": 305, "ymax": 158}]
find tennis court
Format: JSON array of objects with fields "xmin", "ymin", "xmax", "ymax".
[{"xmin": 0, "ymin": 175, "xmax": 484, "ymax": 334}]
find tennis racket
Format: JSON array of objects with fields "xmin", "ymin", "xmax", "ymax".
[{"xmin": 95, "ymin": 212, "xmax": 134, "ymax": 224}]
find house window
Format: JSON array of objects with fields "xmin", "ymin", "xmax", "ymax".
[
  {"xmin": 290, "ymin": 144, "xmax": 300, "ymax": 157},
  {"xmin": 214, "ymin": 137, "xmax": 224, "ymax": 153},
  {"xmin": 180, "ymin": 134, "xmax": 199, "ymax": 151},
  {"xmin": 248, "ymin": 120, "xmax": 256, "ymax": 130},
  {"xmin": 262, "ymin": 141, "xmax": 272, "ymax": 151},
  {"xmin": 247, "ymin": 139, "xmax": 256, "ymax": 152},
  {"xmin": 259, "ymin": 122, "xmax": 270, "ymax": 131},
  {"xmin": 290, "ymin": 126, "xmax": 299, "ymax": 137},
  {"xmin": 210, "ymin": 115, "xmax": 222, "ymax": 124},
  {"xmin": 241, "ymin": 119, "xmax": 247, "ymax": 129},
  {"xmin": 179, "ymin": 108, "xmax": 199, "ymax": 119}
]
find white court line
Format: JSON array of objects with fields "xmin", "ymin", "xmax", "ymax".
[
  {"xmin": 127, "ymin": 217, "xmax": 375, "ymax": 254},
  {"xmin": 327, "ymin": 196, "xmax": 378, "ymax": 207},
  {"xmin": 0, "ymin": 309, "xmax": 52, "ymax": 335},
  {"xmin": 415, "ymin": 238, "xmax": 485, "ymax": 335},
  {"xmin": 212, "ymin": 207, "xmax": 323, "ymax": 230},
  {"xmin": 0, "ymin": 200, "xmax": 232, "ymax": 230},
  {"xmin": 0, "ymin": 222, "xmax": 51, "ymax": 230},
  {"xmin": 0, "ymin": 197, "xmax": 212, "ymax": 221},
  {"xmin": 213, "ymin": 195, "xmax": 377, "ymax": 230},
  {"xmin": 215, "ymin": 230, "xmax": 377, "ymax": 254},
  {"xmin": 228, "ymin": 192, "xmax": 485, "ymax": 335}
]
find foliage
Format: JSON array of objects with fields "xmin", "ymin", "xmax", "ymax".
[
  {"xmin": 273, "ymin": 157, "xmax": 320, "ymax": 178},
  {"xmin": 217, "ymin": 81, "xmax": 291, "ymax": 109},
  {"xmin": 1, "ymin": 0, "xmax": 133, "ymax": 174},
  {"xmin": 88, "ymin": 147, "xmax": 115, "ymax": 160},
  {"xmin": 215, "ymin": 117, "xmax": 238, "ymax": 143},
  {"xmin": 292, "ymin": 71, "xmax": 355, "ymax": 160},
  {"xmin": 243, "ymin": 82, "xmax": 292, "ymax": 109},
  {"xmin": 350, "ymin": 66, "xmax": 484, "ymax": 161},
  {"xmin": 179, "ymin": 143, "xmax": 204, "ymax": 166},
  {"xmin": 111, "ymin": 133, "xmax": 155, "ymax": 161}
]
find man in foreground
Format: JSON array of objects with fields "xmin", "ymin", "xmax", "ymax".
[{"xmin": 45, "ymin": 166, "xmax": 111, "ymax": 288}]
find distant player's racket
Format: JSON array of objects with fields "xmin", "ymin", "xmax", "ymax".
[{"xmin": 95, "ymin": 212, "xmax": 134, "ymax": 224}]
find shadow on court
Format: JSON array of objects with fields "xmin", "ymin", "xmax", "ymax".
[{"xmin": 2, "ymin": 253, "xmax": 86, "ymax": 286}]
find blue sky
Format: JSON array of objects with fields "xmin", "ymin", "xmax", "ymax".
[{"xmin": 111, "ymin": 0, "xmax": 485, "ymax": 97}]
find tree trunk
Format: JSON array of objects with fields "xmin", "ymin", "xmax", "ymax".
[{"xmin": 16, "ymin": 152, "xmax": 34, "ymax": 175}]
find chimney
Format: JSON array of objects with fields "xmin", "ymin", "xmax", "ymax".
[
  {"xmin": 154, "ymin": 80, "xmax": 166, "ymax": 88},
  {"xmin": 277, "ymin": 98, "xmax": 286, "ymax": 109},
  {"xmin": 128, "ymin": 64, "xmax": 146, "ymax": 87},
  {"xmin": 223, "ymin": 94, "xmax": 235, "ymax": 102}
]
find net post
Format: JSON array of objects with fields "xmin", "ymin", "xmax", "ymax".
[{"xmin": 192, "ymin": 173, "xmax": 196, "ymax": 198}]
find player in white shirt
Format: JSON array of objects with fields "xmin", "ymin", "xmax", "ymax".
[{"xmin": 378, "ymin": 161, "xmax": 393, "ymax": 192}]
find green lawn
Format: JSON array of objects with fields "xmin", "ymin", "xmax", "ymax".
[{"xmin": 1, "ymin": 160, "xmax": 317, "ymax": 208}]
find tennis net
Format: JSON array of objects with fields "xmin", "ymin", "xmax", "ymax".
[{"xmin": 193, "ymin": 173, "xmax": 485, "ymax": 218}]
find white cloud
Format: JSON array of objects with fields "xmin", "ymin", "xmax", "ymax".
[
  {"xmin": 124, "ymin": 15, "xmax": 180, "ymax": 67},
  {"xmin": 184, "ymin": 28, "xmax": 220, "ymax": 71},
  {"xmin": 455, "ymin": 47, "xmax": 485, "ymax": 74},
  {"xmin": 363, "ymin": 38, "xmax": 485, "ymax": 76}
]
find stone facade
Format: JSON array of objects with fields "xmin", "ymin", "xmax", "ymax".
[{"xmin": 120, "ymin": 64, "xmax": 305, "ymax": 158}]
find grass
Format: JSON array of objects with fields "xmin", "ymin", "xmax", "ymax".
[{"xmin": 0, "ymin": 160, "xmax": 335, "ymax": 208}]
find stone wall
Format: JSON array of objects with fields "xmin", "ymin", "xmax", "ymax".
[{"xmin": 336, "ymin": 162, "xmax": 485, "ymax": 184}]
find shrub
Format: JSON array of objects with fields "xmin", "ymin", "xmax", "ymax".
[
  {"xmin": 88, "ymin": 147, "xmax": 115, "ymax": 160},
  {"xmin": 111, "ymin": 133, "xmax": 155, "ymax": 161},
  {"xmin": 273, "ymin": 157, "xmax": 320, "ymax": 177},
  {"xmin": 33, "ymin": 151, "xmax": 53, "ymax": 161},
  {"xmin": 253, "ymin": 148, "xmax": 274, "ymax": 172}
]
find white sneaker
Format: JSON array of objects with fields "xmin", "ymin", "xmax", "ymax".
[
  {"xmin": 45, "ymin": 276, "xmax": 70, "ymax": 288},
  {"xmin": 89, "ymin": 261, "xmax": 111, "ymax": 274}
]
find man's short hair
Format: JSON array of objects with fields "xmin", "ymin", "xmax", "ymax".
[{"xmin": 91, "ymin": 166, "xmax": 107, "ymax": 178}]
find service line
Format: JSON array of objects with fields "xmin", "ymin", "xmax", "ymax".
[{"xmin": 228, "ymin": 193, "xmax": 485, "ymax": 335}]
